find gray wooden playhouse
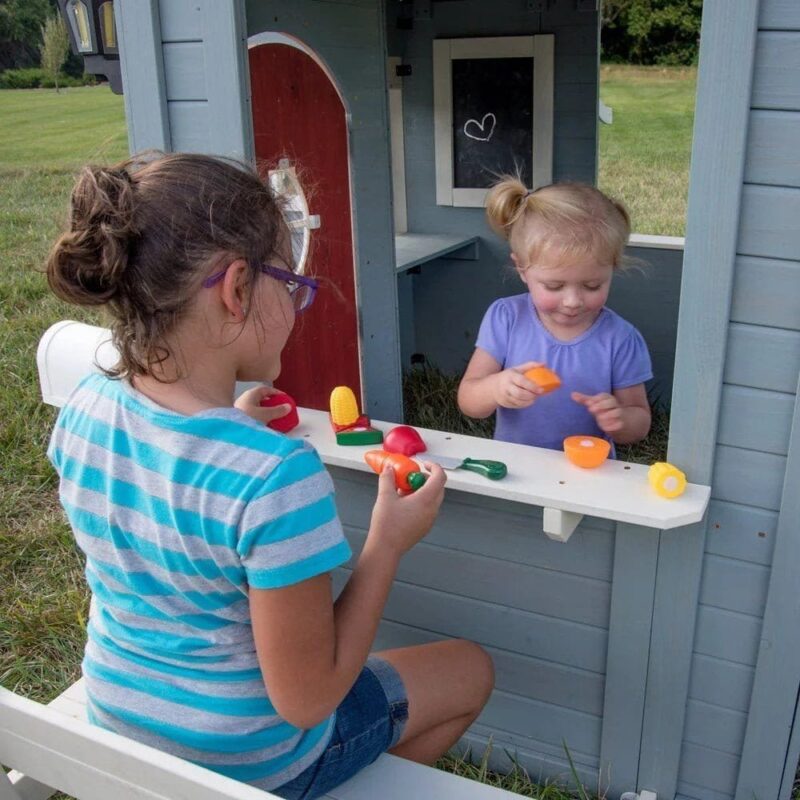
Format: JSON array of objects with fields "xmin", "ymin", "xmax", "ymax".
[{"xmin": 59, "ymin": 2, "xmax": 800, "ymax": 799}]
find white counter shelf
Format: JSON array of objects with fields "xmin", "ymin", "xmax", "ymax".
[{"xmin": 289, "ymin": 409, "xmax": 711, "ymax": 542}]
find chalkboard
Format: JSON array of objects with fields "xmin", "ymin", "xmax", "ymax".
[{"xmin": 452, "ymin": 57, "xmax": 533, "ymax": 189}]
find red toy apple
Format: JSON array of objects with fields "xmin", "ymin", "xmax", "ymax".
[
  {"xmin": 384, "ymin": 425, "xmax": 426, "ymax": 456},
  {"xmin": 260, "ymin": 391, "xmax": 299, "ymax": 433}
]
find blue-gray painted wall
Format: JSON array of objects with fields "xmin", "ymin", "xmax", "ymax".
[{"xmin": 670, "ymin": 3, "xmax": 800, "ymax": 799}]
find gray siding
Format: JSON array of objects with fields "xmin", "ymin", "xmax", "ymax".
[
  {"xmin": 675, "ymin": 4, "xmax": 800, "ymax": 799},
  {"xmin": 329, "ymin": 466, "xmax": 615, "ymax": 784}
]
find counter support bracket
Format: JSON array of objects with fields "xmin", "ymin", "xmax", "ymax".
[{"xmin": 543, "ymin": 507, "xmax": 584, "ymax": 543}]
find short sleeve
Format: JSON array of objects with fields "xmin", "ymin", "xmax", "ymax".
[
  {"xmin": 612, "ymin": 327, "xmax": 654, "ymax": 390},
  {"xmin": 475, "ymin": 299, "xmax": 512, "ymax": 367},
  {"xmin": 236, "ymin": 445, "xmax": 352, "ymax": 589}
]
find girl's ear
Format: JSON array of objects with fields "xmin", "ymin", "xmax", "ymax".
[{"xmin": 219, "ymin": 259, "xmax": 250, "ymax": 320}]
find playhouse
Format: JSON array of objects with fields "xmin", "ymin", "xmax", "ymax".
[{"xmin": 4, "ymin": 3, "xmax": 800, "ymax": 800}]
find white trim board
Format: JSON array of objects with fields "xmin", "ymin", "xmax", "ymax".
[
  {"xmin": 290, "ymin": 409, "xmax": 709, "ymax": 539},
  {"xmin": 433, "ymin": 35, "xmax": 554, "ymax": 207}
]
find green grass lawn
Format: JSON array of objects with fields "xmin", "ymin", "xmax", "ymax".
[
  {"xmin": 598, "ymin": 64, "xmax": 697, "ymax": 236},
  {"xmin": 0, "ymin": 87, "xmax": 126, "ymax": 706},
  {"xmin": 0, "ymin": 75, "xmax": 694, "ymax": 799}
]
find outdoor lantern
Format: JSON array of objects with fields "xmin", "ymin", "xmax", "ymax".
[{"xmin": 57, "ymin": 0, "xmax": 122, "ymax": 94}]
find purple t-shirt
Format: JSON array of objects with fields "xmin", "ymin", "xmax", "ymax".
[{"xmin": 475, "ymin": 294, "xmax": 653, "ymax": 452}]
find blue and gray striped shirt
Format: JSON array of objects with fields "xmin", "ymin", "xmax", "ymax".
[{"xmin": 47, "ymin": 373, "xmax": 352, "ymax": 789}]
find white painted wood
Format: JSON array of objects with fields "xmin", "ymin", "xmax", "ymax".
[
  {"xmin": 394, "ymin": 233, "xmax": 479, "ymax": 272},
  {"xmin": 542, "ymin": 508, "xmax": 583, "ymax": 542},
  {"xmin": 627, "ymin": 233, "xmax": 685, "ymax": 251},
  {"xmin": 0, "ymin": 687, "xmax": 277, "ymax": 800},
  {"xmin": 2, "ymin": 682, "xmax": 518, "ymax": 800},
  {"xmin": 292, "ymin": 409, "xmax": 709, "ymax": 532},
  {"xmin": 388, "ymin": 57, "xmax": 408, "ymax": 235},
  {"xmin": 433, "ymin": 39, "xmax": 453, "ymax": 206},
  {"xmin": 0, "ymin": 771, "xmax": 23, "ymax": 800},
  {"xmin": 36, "ymin": 321, "xmax": 116, "ymax": 407}
]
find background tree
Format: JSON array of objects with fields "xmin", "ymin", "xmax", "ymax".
[
  {"xmin": 0, "ymin": 0, "xmax": 52, "ymax": 71},
  {"xmin": 39, "ymin": 13, "xmax": 69, "ymax": 92},
  {"xmin": 602, "ymin": 0, "xmax": 703, "ymax": 66}
]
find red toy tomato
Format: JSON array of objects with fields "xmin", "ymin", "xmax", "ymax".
[
  {"xmin": 260, "ymin": 391, "xmax": 300, "ymax": 433},
  {"xmin": 384, "ymin": 425, "xmax": 427, "ymax": 456}
]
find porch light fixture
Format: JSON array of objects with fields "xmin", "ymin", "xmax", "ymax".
[{"xmin": 57, "ymin": 0, "xmax": 122, "ymax": 93}]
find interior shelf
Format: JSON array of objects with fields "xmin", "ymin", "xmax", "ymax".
[
  {"xmin": 290, "ymin": 408, "xmax": 711, "ymax": 543},
  {"xmin": 394, "ymin": 233, "xmax": 479, "ymax": 273}
]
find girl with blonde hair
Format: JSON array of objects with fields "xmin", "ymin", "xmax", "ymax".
[{"xmin": 458, "ymin": 178, "xmax": 652, "ymax": 452}]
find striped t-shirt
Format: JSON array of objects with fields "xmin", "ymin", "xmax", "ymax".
[{"xmin": 47, "ymin": 373, "xmax": 352, "ymax": 789}]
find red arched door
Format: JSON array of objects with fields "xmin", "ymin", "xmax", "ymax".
[{"xmin": 249, "ymin": 41, "xmax": 360, "ymax": 411}]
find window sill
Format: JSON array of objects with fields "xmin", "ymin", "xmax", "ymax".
[
  {"xmin": 394, "ymin": 233, "xmax": 479, "ymax": 273},
  {"xmin": 290, "ymin": 409, "xmax": 711, "ymax": 543}
]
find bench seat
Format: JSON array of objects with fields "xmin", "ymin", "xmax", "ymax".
[{"xmin": 2, "ymin": 680, "xmax": 521, "ymax": 800}]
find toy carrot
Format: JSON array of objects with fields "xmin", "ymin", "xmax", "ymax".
[{"xmin": 364, "ymin": 450, "xmax": 427, "ymax": 493}]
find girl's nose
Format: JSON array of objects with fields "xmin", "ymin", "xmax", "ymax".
[{"xmin": 562, "ymin": 292, "xmax": 583, "ymax": 309}]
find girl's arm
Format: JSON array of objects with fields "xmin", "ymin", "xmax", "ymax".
[
  {"xmin": 457, "ymin": 348, "xmax": 542, "ymax": 418},
  {"xmin": 249, "ymin": 464, "xmax": 446, "ymax": 730},
  {"xmin": 572, "ymin": 383, "xmax": 652, "ymax": 445}
]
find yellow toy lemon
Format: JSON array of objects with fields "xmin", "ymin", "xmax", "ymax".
[{"xmin": 648, "ymin": 462, "xmax": 687, "ymax": 499}]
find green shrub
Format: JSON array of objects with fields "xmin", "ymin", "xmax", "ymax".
[{"xmin": 0, "ymin": 68, "xmax": 97, "ymax": 89}]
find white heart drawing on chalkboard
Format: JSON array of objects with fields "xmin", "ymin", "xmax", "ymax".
[{"xmin": 464, "ymin": 113, "xmax": 496, "ymax": 142}]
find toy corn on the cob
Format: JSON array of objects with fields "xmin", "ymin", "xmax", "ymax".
[
  {"xmin": 648, "ymin": 461, "xmax": 687, "ymax": 499},
  {"xmin": 329, "ymin": 386, "xmax": 383, "ymax": 446}
]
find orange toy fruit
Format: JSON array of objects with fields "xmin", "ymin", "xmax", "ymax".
[
  {"xmin": 563, "ymin": 436, "xmax": 611, "ymax": 469},
  {"xmin": 364, "ymin": 450, "xmax": 427, "ymax": 493},
  {"xmin": 524, "ymin": 366, "xmax": 561, "ymax": 394}
]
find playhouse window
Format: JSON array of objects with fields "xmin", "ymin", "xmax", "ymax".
[{"xmin": 268, "ymin": 160, "xmax": 320, "ymax": 274}]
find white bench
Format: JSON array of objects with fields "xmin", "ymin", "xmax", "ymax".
[{"xmin": 1, "ymin": 680, "xmax": 519, "ymax": 800}]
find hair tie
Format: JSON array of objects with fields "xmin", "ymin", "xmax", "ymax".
[{"xmin": 523, "ymin": 189, "xmax": 534, "ymax": 199}]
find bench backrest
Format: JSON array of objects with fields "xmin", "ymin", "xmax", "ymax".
[{"xmin": 0, "ymin": 687, "xmax": 276, "ymax": 800}]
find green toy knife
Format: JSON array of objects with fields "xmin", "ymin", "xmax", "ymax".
[{"xmin": 417, "ymin": 454, "xmax": 508, "ymax": 480}]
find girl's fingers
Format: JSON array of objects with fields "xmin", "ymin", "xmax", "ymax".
[
  {"xmin": 258, "ymin": 403, "xmax": 291, "ymax": 421},
  {"xmin": 377, "ymin": 464, "xmax": 397, "ymax": 497}
]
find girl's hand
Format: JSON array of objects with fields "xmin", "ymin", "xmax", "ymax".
[
  {"xmin": 235, "ymin": 385, "xmax": 291, "ymax": 425},
  {"xmin": 493, "ymin": 361, "xmax": 545, "ymax": 409},
  {"xmin": 368, "ymin": 462, "xmax": 447, "ymax": 557},
  {"xmin": 571, "ymin": 391, "xmax": 624, "ymax": 433}
]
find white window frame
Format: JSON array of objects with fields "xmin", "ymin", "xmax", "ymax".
[{"xmin": 433, "ymin": 35, "xmax": 554, "ymax": 208}]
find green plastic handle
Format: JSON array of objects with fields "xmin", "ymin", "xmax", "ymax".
[{"xmin": 459, "ymin": 458, "xmax": 508, "ymax": 480}]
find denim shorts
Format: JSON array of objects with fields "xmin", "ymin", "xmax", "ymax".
[{"xmin": 274, "ymin": 656, "xmax": 409, "ymax": 800}]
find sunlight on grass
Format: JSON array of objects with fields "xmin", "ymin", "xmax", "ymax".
[
  {"xmin": 599, "ymin": 65, "xmax": 696, "ymax": 236},
  {"xmin": 0, "ymin": 86, "xmax": 128, "ymax": 171}
]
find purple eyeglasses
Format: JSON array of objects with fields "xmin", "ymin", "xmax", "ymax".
[{"xmin": 203, "ymin": 263, "xmax": 318, "ymax": 313}]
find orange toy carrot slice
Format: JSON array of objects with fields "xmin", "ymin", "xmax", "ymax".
[
  {"xmin": 563, "ymin": 436, "xmax": 611, "ymax": 469},
  {"xmin": 364, "ymin": 450, "xmax": 427, "ymax": 492},
  {"xmin": 524, "ymin": 366, "xmax": 561, "ymax": 393}
]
